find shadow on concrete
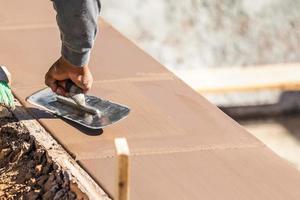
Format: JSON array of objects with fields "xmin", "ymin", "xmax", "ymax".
[
  {"xmin": 20, "ymin": 106, "xmax": 103, "ymax": 136},
  {"xmin": 61, "ymin": 118, "xmax": 103, "ymax": 136},
  {"xmin": 26, "ymin": 107, "xmax": 57, "ymax": 119},
  {"xmin": 14, "ymin": 106, "xmax": 56, "ymax": 121}
]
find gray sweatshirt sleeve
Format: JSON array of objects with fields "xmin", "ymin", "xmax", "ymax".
[{"xmin": 52, "ymin": 0, "xmax": 101, "ymax": 67}]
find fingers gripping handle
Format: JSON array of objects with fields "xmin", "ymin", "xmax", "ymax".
[
  {"xmin": 65, "ymin": 79, "xmax": 83, "ymax": 95},
  {"xmin": 65, "ymin": 79, "xmax": 86, "ymax": 106}
]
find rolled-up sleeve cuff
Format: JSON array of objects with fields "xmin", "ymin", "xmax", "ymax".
[{"xmin": 62, "ymin": 45, "xmax": 91, "ymax": 67}]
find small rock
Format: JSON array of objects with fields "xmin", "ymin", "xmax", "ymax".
[
  {"xmin": 27, "ymin": 178, "xmax": 36, "ymax": 186},
  {"xmin": 53, "ymin": 188, "xmax": 67, "ymax": 200},
  {"xmin": 42, "ymin": 163, "xmax": 52, "ymax": 174},
  {"xmin": 0, "ymin": 148, "xmax": 12, "ymax": 160},
  {"xmin": 36, "ymin": 174, "xmax": 49, "ymax": 186},
  {"xmin": 34, "ymin": 151, "xmax": 45, "ymax": 164},
  {"xmin": 34, "ymin": 189, "xmax": 41, "ymax": 193},
  {"xmin": 0, "ymin": 105, "xmax": 12, "ymax": 118},
  {"xmin": 25, "ymin": 171, "xmax": 34, "ymax": 180},
  {"xmin": 8, "ymin": 148, "xmax": 21, "ymax": 163},
  {"xmin": 67, "ymin": 191, "xmax": 76, "ymax": 199},
  {"xmin": 53, "ymin": 163, "xmax": 59, "ymax": 170},
  {"xmin": 15, "ymin": 173, "xmax": 26, "ymax": 184},
  {"xmin": 25, "ymin": 190, "xmax": 40, "ymax": 200},
  {"xmin": 44, "ymin": 173, "xmax": 56, "ymax": 191},
  {"xmin": 27, "ymin": 160, "xmax": 36, "ymax": 168},
  {"xmin": 55, "ymin": 172, "xmax": 63, "ymax": 185},
  {"xmin": 35, "ymin": 164, "xmax": 43, "ymax": 175},
  {"xmin": 50, "ymin": 184, "xmax": 59, "ymax": 193},
  {"xmin": 42, "ymin": 190, "xmax": 55, "ymax": 200},
  {"xmin": 62, "ymin": 171, "xmax": 70, "ymax": 188}
]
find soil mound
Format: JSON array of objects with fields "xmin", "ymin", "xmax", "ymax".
[{"xmin": 0, "ymin": 116, "xmax": 80, "ymax": 200}]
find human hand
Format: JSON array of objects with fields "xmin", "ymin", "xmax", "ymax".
[{"xmin": 45, "ymin": 57, "xmax": 93, "ymax": 96}]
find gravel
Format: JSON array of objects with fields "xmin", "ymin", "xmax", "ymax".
[{"xmin": 0, "ymin": 115, "xmax": 86, "ymax": 200}]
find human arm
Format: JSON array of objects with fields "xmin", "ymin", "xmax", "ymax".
[{"xmin": 45, "ymin": 0, "xmax": 101, "ymax": 95}]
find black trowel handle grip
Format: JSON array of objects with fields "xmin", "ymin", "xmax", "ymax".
[{"xmin": 65, "ymin": 79, "xmax": 84, "ymax": 95}]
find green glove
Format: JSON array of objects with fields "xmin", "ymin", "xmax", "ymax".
[{"xmin": 0, "ymin": 81, "xmax": 15, "ymax": 108}]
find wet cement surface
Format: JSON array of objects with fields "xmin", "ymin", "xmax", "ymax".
[{"xmin": 2, "ymin": 1, "xmax": 300, "ymax": 199}]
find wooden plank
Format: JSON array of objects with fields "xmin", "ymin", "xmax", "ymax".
[
  {"xmin": 114, "ymin": 138, "xmax": 130, "ymax": 200},
  {"xmin": 12, "ymin": 100, "xmax": 110, "ymax": 200},
  {"xmin": 177, "ymin": 63, "xmax": 300, "ymax": 93},
  {"xmin": 198, "ymin": 82, "xmax": 300, "ymax": 93}
]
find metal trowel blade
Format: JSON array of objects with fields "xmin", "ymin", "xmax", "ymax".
[{"xmin": 26, "ymin": 87, "xmax": 130, "ymax": 129}]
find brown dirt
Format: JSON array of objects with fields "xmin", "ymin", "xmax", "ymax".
[{"xmin": 0, "ymin": 115, "xmax": 85, "ymax": 200}]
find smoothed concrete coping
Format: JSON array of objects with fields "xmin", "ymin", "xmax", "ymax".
[{"xmin": 1, "ymin": 1, "xmax": 300, "ymax": 199}]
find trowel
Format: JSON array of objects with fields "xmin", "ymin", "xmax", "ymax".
[{"xmin": 26, "ymin": 80, "xmax": 130, "ymax": 129}]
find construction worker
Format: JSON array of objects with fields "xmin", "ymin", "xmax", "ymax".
[
  {"xmin": 0, "ymin": 0, "xmax": 101, "ymax": 108},
  {"xmin": 45, "ymin": 0, "xmax": 101, "ymax": 96}
]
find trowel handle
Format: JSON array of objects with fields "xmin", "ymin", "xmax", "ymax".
[{"xmin": 65, "ymin": 79, "xmax": 84, "ymax": 95}]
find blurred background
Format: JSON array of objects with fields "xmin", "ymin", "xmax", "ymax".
[
  {"xmin": 100, "ymin": 0, "xmax": 300, "ymax": 170},
  {"xmin": 101, "ymin": 0, "xmax": 300, "ymax": 70}
]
